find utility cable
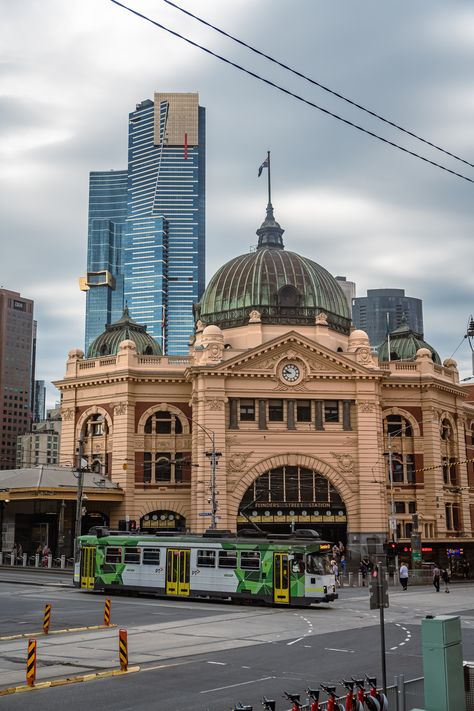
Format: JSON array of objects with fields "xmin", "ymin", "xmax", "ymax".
[
  {"xmin": 161, "ymin": 0, "xmax": 474, "ymax": 171},
  {"xmin": 109, "ymin": 0, "xmax": 474, "ymax": 186}
]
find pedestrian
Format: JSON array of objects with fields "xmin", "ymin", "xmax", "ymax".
[
  {"xmin": 330, "ymin": 559, "xmax": 340, "ymax": 587},
  {"xmin": 462, "ymin": 560, "xmax": 470, "ymax": 580},
  {"xmin": 338, "ymin": 540, "xmax": 345, "ymax": 556},
  {"xmin": 441, "ymin": 568, "xmax": 450, "ymax": 593},
  {"xmin": 432, "ymin": 565, "xmax": 441, "ymax": 592},
  {"xmin": 399, "ymin": 562, "xmax": 409, "ymax": 591},
  {"xmin": 340, "ymin": 555, "xmax": 346, "ymax": 575},
  {"xmin": 42, "ymin": 544, "xmax": 50, "ymax": 567},
  {"xmin": 332, "ymin": 544, "xmax": 340, "ymax": 560},
  {"xmin": 360, "ymin": 556, "xmax": 370, "ymax": 586}
]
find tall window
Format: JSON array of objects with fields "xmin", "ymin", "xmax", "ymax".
[
  {"xmin": 239, "ymin": 400, "xmax": 255, "ymax": 421},
  {"xmin": 324, "ymin": 401, "xmax": 339, "ymax": 423},
  {"xmin": 145, "ymin": 411, "xmax": 183, "ymax": 434},
  {"xmin": 142, "ymin": 408, "xmax": 188, "ymax": 485},
  {"xmin": 384, "ymin": 412, "xmax": 415, "ymax": 485}
]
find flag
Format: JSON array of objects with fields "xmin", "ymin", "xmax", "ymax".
[{"xmin": 258, "ymin": 157, "xmax": 269, "ymax": 177}]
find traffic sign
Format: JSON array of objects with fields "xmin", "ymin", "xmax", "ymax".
[{"xmin": 198, "ymin": 512, "xmax": 212, "ymax": 516}]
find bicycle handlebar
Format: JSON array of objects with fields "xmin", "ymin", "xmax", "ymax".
[
  {"xmin": 351, "ymin": 677, "xmax": 366, "ymax": 689},
  {"xmin": 305, "ymin": 687, "xmax": 320, "ymax": 700},
  {"xmin": 341, "ymin": 680, "xmax": 355, "ymax": 691},
  {"xmin": 365, "ymin": 675, "xmax": 377, "ymax": 688},
  {"xmin": 261, "ymin": 698, "xmax": 276, "ymax": 711},
  {"xmin": 320, "ymin": 684, "xmax": 337, "ymax": 695},
  {"xmin": 283, "ymin": 691, "xmax": 302, "ymax": 706}
]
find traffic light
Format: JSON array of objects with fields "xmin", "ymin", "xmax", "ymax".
[
  {"xmin": 383, "ymin": 540, "xmax": 399, "ymax": 555},
  {"xmin": 129, "ymin": 520, "xmax": 137, "ymax": 531}
]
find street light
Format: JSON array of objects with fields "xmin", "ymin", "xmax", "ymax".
[
  {"xmin": 73, "ymin": 435, "xmax": 85, "ymax": 559},
  {"xmin": 186, "ymin": 418, "xmax": 221, "ymax": 530}
]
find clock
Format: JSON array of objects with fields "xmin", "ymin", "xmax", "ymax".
[{"xmin": 282, "ymin": 363, "xmax": 300, "ymax": 383}]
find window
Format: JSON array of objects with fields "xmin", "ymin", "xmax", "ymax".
[
  {"xmin": 239, "ymin": 399, "xmax": 255, "ymax": 421},
  {"xmin": 197, "ymin": 549, "xmax": 216, "ymax": 567},
  {"xmin": 394, "ymin": 501, "xmax": 405, "ymax": 513},
  {"xmin": 124, "ymin": 547, "xmax": 140, "ymax": 564},
  {"xmin": 386, "ymin": 414, "xmax": 412, "ymax": 437},
  {"xmin": 391, "ymin": 457, "xmax": 404, "ymax": 483},
  {"xmin": 240, "ymin": 551, "xmax": 260, "ymax": 570},
  {"xmin": 155, "ymin": 454, "xmax": 172, "ymax": 482},
  {"xmin": 324, "ymin": 401, "xmax": 339, "ymax": 422},
  {"xmin": 297, "ymin": 400, "xmax": 311, "ymax": 422},
  {"xmin": 218, "ymin": 550, "xmax": 237, "ymax": 568},
  {"xmin": 142, "ymin": 548, "xmax": 160, "ymax": 565},
  {"xmin": 268, "ymin": 399, "xmax": 284, "ymax": 422},
  {"xmin": 144, "ymin": 410, "xmax": 183, "ymax": 434},
  {"xmin": 406, "ymin": 455, "xmax": 415, "ymax": 484},
  {"xmin": 408, "ymin": 501, "xmax": 417, "ymax": 513},
  {"xmin": 105, "ymin": 547, "xmax": 122, "ymax": 564},
  {"xmin": 156, "ymin": 411, "xmax": 171, "ymax": 434}
]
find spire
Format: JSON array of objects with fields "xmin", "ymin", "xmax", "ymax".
[{"xmin": 256, "ymin": 151, "xmax": 285, "ymax": 249}]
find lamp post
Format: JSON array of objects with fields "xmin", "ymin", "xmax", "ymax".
[
  {"xmin": 387, "ymin": 432, "xmax": 399, "ymax": 572},
  {"xmin": 73, "ymin": 436, "xmax": 85, "ymax": 558},
  {"xmin": 187, "ymin": 418, "xmax": 221, "ymax": 530}
]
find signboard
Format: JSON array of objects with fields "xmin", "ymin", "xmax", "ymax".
[
  {"xmin": 389, "ymin": 516, "xmax": 397, "ymax": 531},
  {"xmin": 198, "ymin": 512, "xmax": 212, "ymax": 517}
]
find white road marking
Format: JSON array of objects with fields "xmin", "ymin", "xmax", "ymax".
[
  {"xmin": 200, "ymin": 676, "xmax": 275, "ymax": 693},
  {"xmin": 325, "ymin": 648, "xmax": 355, "ymax": 653},
  {"xmin": 207, "ymin": 661, "xmax": 226, "ymax": 665},
  {"xmin": 287, "ymin": 637, "xmax": 304, "ymax": 646}
]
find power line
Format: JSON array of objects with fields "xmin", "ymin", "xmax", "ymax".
[
  {"xmin": 109, "ymin": 0, "xmax": 474, "ymax": 186},
  {"xmin": 161, "ymin": 0, "xmax": 474, "ymax": 172}
]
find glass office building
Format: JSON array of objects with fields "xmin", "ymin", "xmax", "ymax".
[
  {"xmin": 83, "ymin": 93, "xmax": 205, "ymax": 355},
  {"xmin": 352, "ymin": 288, "xmax": 424, "ymax": 347}
]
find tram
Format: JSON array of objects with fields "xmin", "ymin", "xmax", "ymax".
[{"xmin": 75, "ymin": 528, "xmax": 338, "ymax": 606}]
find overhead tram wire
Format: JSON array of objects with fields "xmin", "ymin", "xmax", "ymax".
[
  {"xmin": 161, "ymin": 0, "xmax": 474, "ymax": 172},
  {"xmin": 109, "ymin": 0, "xmax": 474, "ymax": 186}
]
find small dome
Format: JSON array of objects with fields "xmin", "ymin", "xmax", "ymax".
[
  {"xmin": 68, "ymin": 348, "xmax": 84, "ymax": 359},
  {"xmin": 378, "ymin": 316, "xmax": 440, "ymax": 364},
  {"xmin": 202, "ymin": 325, "xmax": 223, "ymax": 336},
  {"xmin": 416, "ymin": 348, "xmax": 432, "ymax": 359},
  {"xmin": 443, "ymin": 358, "xmax": 457, "ymax": 369},
  {"xmin": 196, "ymin": 203, "xmax": 351, "ymax": 334},
  {"xmin": 87, "ymin": 306, "xmax": 162, "ymax": 358},
  {"xmin": 349, "ymin": 329, "xmax": 370, "ymax": 345}
]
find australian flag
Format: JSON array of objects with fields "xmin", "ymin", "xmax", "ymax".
[{"xmin": 258, "ymin": 157, "xmax": 269, "ymax": 177}]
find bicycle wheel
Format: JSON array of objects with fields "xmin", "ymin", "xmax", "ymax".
[
  {"xmin": 364, "ymin": 697, "xmax": 380, "ymax": 711},
  {"xmin": 378, "ymin": 693, "xmax": 388, "ymax": 711}
]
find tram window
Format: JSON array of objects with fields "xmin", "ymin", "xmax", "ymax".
[
  {"xmin": 268, "ymin": 399, "xmax": 284, "ymax": 421},
  {"xmin": 306, "ymin": 554, "xmax": 330, "ymax": 575},
  {"xmin": 240, "ymin": 400, "xmax": 255, "ymax": 421},
  {"xmin": 324, "ymin": 401, "xmax": 339, "ymax": 422},
  {"xmin": 105, "ymin": 547, "xmax": 122, "ymax": 564},
  {"xmin": 240, "ymin": 551, "xmax": 260, "ymax": 570},
  {"xmin": 124, "ymin": 547, "xmax": 140, "ymax": 564},
  {"xmin": 197, "ymin": 549, "xmax": 216, "ymax": 567},
  {"xmin": 218, "ymin": 550, "xmax": 237, "ymax": 568},
  {"xmin": 142, "ymin": 548, "xmax": 160, "ymax": 565}
]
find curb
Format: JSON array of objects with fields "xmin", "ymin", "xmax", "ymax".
[
  {"xmin": 0, "ymin": 666, "xmax": 140, "ymax": 696},
  {"xmin": 0, "ymin": 624, "xmax": 117, "ymax": 642},
  {"xmin": 0, "ymin": 577, "xmax": 72, "ymax": 588}
]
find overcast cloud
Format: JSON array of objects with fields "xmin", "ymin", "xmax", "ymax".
[{"xmin": 1, "ymin": 0, "xmax": 473, "ymax": 405}]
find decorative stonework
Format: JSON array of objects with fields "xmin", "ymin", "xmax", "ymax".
[
  {"xmin": 228, "ymin": 451, "xmax": 254, "ymax": 472},
  {"xmin": 114, "ymin": 402, "xmax": 127, "ymax": 415},
  {"xmin": 331, "ymin": 452, "xmax": 354, "ymax": 474},
  {"xmin": 248, "ymin": 310, "xmax": 261, "ymax": 323},
  {"xmin": 273, "ymin": 381, "xmax": 309, "ymax": 392},
  {"xmin": 356, "ymin": 347, "xmax": 373, "ymax": 366},
  {"xmin": 358, "ymin": 400, "xmax": 376, "ymax": 413},
  {"xmin": 61, "ymin": 407, "xmax": 75, "ymax": 421},
  {"xmin": 206, "ymin": 399, "xmax": 224, "ymax": 411},
  {"xmin": 315, "ymin": 312, "xmax": 328, "ymax": 325},
  {"xmin": 307, "ymin": 358, "xmax": 331, "ymax": 372}
]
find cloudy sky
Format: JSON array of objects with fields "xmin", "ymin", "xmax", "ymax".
[{"xmin": 1, "ymin": 0, "xmax": 473, "ymax": 405}]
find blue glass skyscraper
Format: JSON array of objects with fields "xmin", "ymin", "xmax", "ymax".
[{"xmin": 82, "ymin": 93, "xmax": 205, "ymax": 355}]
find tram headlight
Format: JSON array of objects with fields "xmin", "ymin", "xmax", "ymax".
[{"xmin": 323, "ymin": 585, "xmax": 327, "ymax": 593}]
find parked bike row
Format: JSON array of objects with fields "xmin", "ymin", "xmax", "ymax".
[{"xmin": 230, "ymin": 676, "xmax": 389, "ymax": 711}]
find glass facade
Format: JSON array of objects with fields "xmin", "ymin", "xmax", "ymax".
[
  {"xmin": 352, "ymin": 288, "xmax": 424, "ymax": 348},
  {"xmin": 84, "ymin": 93, "xmax": 205, "ymax": 355}
]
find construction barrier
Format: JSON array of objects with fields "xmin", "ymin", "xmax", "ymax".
[
  {"xmin": 104, "ymin": 598, "xmax": 111, "ymax": 627},
  {"xmin": 43, "ymin": 604, "xmax": 51, "ymax": 635},
  {"xmin": 26, "ymin": 639, "xmax": 36, "ymax": 687},
  {"xmin": 119, "ymin": 629, "xmax": 128, "ymax": 672}
]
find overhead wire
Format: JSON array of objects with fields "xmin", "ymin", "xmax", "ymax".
[
  {"xmin": 109, "ymin": 0, "xmax": 474, "ymax": 186},
  {"xmin": 161, "ymin": 0, "xmax": 474, "ymax": 171}
]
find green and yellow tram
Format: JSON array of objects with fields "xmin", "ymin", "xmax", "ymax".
[{"xmin": 75, "ymin": 529, "xmax": 338, "ymax": 606}]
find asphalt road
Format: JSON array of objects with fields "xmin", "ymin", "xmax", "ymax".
[{"xmin": 0, "ymin": 580, "xmax": 473, "ymax": 710}]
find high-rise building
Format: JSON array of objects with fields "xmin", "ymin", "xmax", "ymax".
[
  {"xmin": 82, "ymin": 92, "xmax": 206, "ymax": 355},
  {"xmin": 352, "ymin": 288, "xmax": 424, "ymax": 347},
  {"xmin": 335, "ymin": 276, "xmax": 356, "ymax": 314},
  {"xmin": 0, "ymin": 289, "xmax": 34, "ymax": 469},
  {"xmin": 33, "ymin": 380, "xmax": 46, "ymax": 423},
  {"xmin": 16, "ymin": 406, "xmax": 61, "ymax": 468}
]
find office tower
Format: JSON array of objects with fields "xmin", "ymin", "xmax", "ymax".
[
  {"xmin": 33, "ymin": 380, "xmax": 46, "ymax": 423},
  {"xmin": 17, "ymin": 406, "xmax": 61, "ymax": 468},
  {"xmin": 335, "ymin": 276, "xmax": 356, "ymax": 314},
  {"xmin": 82, "ymin": 92, "xmax": 206, "ymax": 355},
  {"xmin": 81, "ymin": 170, "xmax": 128, "ymax": 352},
  {"xmin": 0, "ymin": 289, "xmax": 34, "ymax": 469},
  {"xmin": 352, "ymin": 288, "xmax": 424, "ymax": 347}
]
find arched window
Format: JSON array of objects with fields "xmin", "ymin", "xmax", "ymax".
[
  {"xmin": 100, "ymin": 343, "xmax": 109, "ymax": 356},
  {"xmin": 278, "ymin": 284, "xmax": 300, "ymax": 307},
  {"xmin": 79, "ymin": 412, "xmax": 111, "ymax": 478},
  {"xmin": 385, "ymin": 414, "xmax": 412, "ymax": 438},
  {"xmin": 144, "ymin": 411, "xmax": 183, "ymax": 435},
  {"xmin": 141, "ymin": 408, "xmax": 188, "ymax": 485},
  {"xmin": 440, "ymin": 418, "xmax": 457, "ymax": 485},
  {"xmin": 384, "ymin": 413, "xmax": 415, "ymax": 485}
]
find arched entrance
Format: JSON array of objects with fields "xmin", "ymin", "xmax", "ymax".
[
  {"xmin": 238, "ymin": 466, "xmax": 347, "ymax": 542},
  {"xmin": 82, "ymin": 511, "xmax": 109, "ymax": 535},
  {"xmin": 140, "ymin": 510, "xmax": 186, "ymax": 533}
]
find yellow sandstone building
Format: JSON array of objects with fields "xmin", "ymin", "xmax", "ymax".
[{"xmin": 55, "ymin": 202, "xmax": 474, "ymax": 567}]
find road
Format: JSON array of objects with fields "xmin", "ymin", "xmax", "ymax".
[{"xmin": 0, "ymin": 580, "xmax": 473, "ymax": 710}]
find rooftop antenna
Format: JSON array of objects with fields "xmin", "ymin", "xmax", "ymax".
[{"xmin": 466, "ymin": 315, "xmax": 474, "ymax": 376}]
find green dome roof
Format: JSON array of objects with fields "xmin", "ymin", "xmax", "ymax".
[
  {"xmin": 378, "ymin": 316, "xmax": 441, "ymax": 364},
  {"xmin": 87, "ymin": 307, "xmax": 162, "ymax": 359},
  {"xmin": 196, "ymin": 204, "xmax": 351, "ymax": 334}
]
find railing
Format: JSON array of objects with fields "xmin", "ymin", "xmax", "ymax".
[
  {"xmin": 78, "ymin": 361, "xmax": 96, "ymax": 370},
  {"xmin": 99, "ymin": 357, "xmax": 117, "ymax": 366}
]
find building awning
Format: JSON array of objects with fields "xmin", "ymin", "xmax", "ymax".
[{"xmin": 0, "ymin": 466, "xmax": 124, "ymax": 502}]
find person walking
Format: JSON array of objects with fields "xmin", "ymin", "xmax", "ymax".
[
  {"xmin": 399, "ymin": 562, "xmax": 409, "ymax": 591},
  {"xmin": 441, "ymin": 567, "xmax": 450, "ymax": 593},
  {"xmin": 330, "ymin": 559, "xmax": 340, "ymax": 587},
  {"xmin": 360, "ymin": 556, "xmax": 370, "ymax": 586},
  {"xmin": 432, "ymin": 565, "xmax": 441, "ymax": 592}
]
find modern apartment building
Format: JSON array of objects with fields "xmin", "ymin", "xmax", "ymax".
[
  {"xmin": 82, "ymin": 92, "xmax": 206, "ymax": 355},
  {"xmin": 16, "ymin": 407, "xmax": 61, "ymax": 468},
  {"xmin": 0, "ymin": 289, "xmax": 34, "ymax": 469},
  {"xmin": 352, "ymin": 288, "xmax": 424, "ymax": 347}
]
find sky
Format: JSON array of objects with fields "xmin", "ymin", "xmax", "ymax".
[{"xmin": 1, "ymin": 0, "xmax": 473, "ymax": 406}]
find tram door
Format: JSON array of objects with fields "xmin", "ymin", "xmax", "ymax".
[
  {"xmin": 80, "ymin": 546, "xmax": 96, "ymax": 589},
  {"xmin": 273, "ymin": 552, "xmax": 290, "ymax": 604},
  {"xmin": 166, "ymin": 549, "xmax": 190, "ymax": 596}
]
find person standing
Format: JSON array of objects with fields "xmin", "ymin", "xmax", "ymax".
[
  {"xmin": 399, "ymin": 562, "xmax": 409, "ymax": 591},
  {"xmin": 360, "ymin": 556, "xmax": 370, "ymax": 586},
  {"xmin": 441, "ymin": 568, "xmax": 450, "ymax": 593},
  {"xmin": 432, "ymin": 565, "xmax": 441, "ymax": 592},
  {"xmin": 330, "ymin": 559, "xmax": 340, "ymax": 587}
]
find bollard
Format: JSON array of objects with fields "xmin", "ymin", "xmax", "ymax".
[
  {"xmin": 104, "ymin": 598, "xmax": 111, "ymax": 627},
  {"xmin": 35, "ymin": 554, "xmax": 39, "ymax": 568},
  {"xmin": 10, "ymin": 552, "xmax": 15, "ymax": 567},
  {"xmin": 397, "ymin": 671, "xmax": 406, "ymax": 711},
  {"xmin": 60, "ymin": 555, "xmax": 65, "ymax": 569},
  {"xmin": 22, "ymin": 553, "xmax": 27, "ymax": 567},
  {"xmin": 358, "ymin": 572, "xmax": 362, "ymax": 587},
  {"xmin": 0, "ymin": 552, "xmax": 3, "ymax": 565},
  {"xmin": 43, "ymin": 604, "xmax": 52, "ymax": 634},
  {"xmin": 119, "ymin": 629, "xmax": 128, "ymax": 671},
  {"xmin": 348, "ymin": 572, "xmax": 353, "ymax": 587},
  {"xmin": 47, "ymin": 554, "xmax": 52, "ymax": 569},
  {"xmin": 26, "ymin": 639, "xmax": 36, "ymax": 687}
]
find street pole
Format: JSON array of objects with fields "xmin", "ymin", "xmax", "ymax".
[
  {"xmin": 387, "ymin": 433, "xmax": 399, "ymax": 572},
  {"xmin": 378, "ymin": 562, "xmax": 388, "ymax": 694},
  {"xmin": 210, "ymin": 431, "xmax": 218, "ymax": 530},
  {"xmin": 73, "ymin": 436, "xmax": 85, "ymax": 559}
]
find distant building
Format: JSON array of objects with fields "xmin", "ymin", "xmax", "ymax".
[
  {"xmin": 352, "ymin": 288, "xmax": 424, "ymax": 348},
  {"xmin": 0, "ymin": 289, "xmax": 34, "ymax": 469},
  {"xmin": 335, "ymin": 276, "xmax": 356, "ymax": 313},
  {"xmin": 33, "ymin": 380, "xmax": 46, "ymax": 423},
  {"xmin": 82, "ymin": 92, "xmax": 206, "ymax": 356},
  {"xmin": 16, "ymin": 407, "xmax": 61, "ymax": 468}
]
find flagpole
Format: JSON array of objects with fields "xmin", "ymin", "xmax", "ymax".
[{"xmin": 267, "ymin": 150, "xmax": 271, "ymax": 206}]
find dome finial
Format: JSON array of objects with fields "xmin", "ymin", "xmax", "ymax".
[{"xmin": 256, "ymin": 151, "xmax": 284, "ymax": 249}]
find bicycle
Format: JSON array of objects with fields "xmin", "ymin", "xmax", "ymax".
[
  {"xmin": 261, "ymin": 698, "xmax": 276, "ymax": 711},
  {"xmin": 283, "ymin": 691, "xmax": 303, "ymax": 710},
  {"xmin": 305, "ymin": 687, "xmax": 320, "ymax": 711},
  {"xmin": 351, "ymin": 678, "xmax": 380, "ymax": 711},
  {"xmin": 365, "ymin": 676, "xmax": 388, "ymax": 711},
  {"xmin": 320, "ymin": 684, "xmax": 344, "ymax": 711},
  {"xmin": 341, "ymin": 680, "xmax": 364, "ymax": 711}
]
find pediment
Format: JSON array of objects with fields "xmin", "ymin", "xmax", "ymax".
[{"xmin": 217, "ymin": 331, "xmax": 378, "ymax": 378}]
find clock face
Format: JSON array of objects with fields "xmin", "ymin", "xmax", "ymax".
[{"xmin": 282, "ymin": 363, "xmax": 300, "ymax": 382}]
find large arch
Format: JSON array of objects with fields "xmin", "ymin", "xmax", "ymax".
[
  {"xmin": 75, "ymin": 406, "xmax": 113, "ymax": 439},
  {"xmin": 382, "ymin": 407, "xmax": 421, "ymax": 437},
  {"xmin": 136, "ymin": 498, "xmax": 190, "ymax": 521},
  {"xmin": 137, "ymin": 403, "xmax": 190, "ymax": 434}
]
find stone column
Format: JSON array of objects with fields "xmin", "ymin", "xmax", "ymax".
[
  {"xmin": 258, "ymin": 400, "xmax": 267, "ymax": 430},
  {"xmin": 342, "ymin": 400, "xmax": 352, "ymax": 431},
  {"xmin": 315, "ymin": 400, "xmax": 324, "ymax": 431},
  {"xmin": 287, "ymin": 400, "xmax": 296, "ymax": 430}
]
